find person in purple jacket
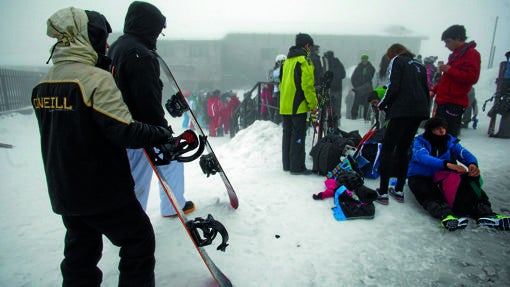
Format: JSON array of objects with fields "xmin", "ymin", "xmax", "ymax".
[{"xmin": 407, "ymin": 117, "xmax": 509, "ymax": 231}]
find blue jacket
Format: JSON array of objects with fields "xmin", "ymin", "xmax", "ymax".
[{"xmin": 407, "ymin": 134, "xmax": 478, "ymax": 177}]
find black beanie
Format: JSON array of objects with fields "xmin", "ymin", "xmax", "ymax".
[
  {"xmin": 441, "ymin": 25, "xmax": 466, "ymax": 41},
  {"xmin": 424, "ymin": 117, "xmax": 447, "ymax": 133},
  {"xmin": 295, "ymin": 33, "xmax": 314, "ymax": 48}
]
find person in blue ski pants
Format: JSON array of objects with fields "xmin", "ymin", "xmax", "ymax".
[{"xmin": 108, "ymin": 1, "xmax": 194, "ymax": 217}]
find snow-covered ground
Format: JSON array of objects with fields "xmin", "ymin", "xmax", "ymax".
[{"xmin": 1, "ymin": 67, "xmax": 509, "ymax": 286}]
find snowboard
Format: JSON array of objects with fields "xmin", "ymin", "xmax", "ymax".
[
  {"xmin": 157, "ymin": 56, "xmax": 239, "ymax": 210},
  {"xmin": 143, "ymin": 149, "xmax": 233, "ymax": 287}
]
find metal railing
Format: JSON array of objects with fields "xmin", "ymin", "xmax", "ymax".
[
  {"xmin": 0, "ymin": 67, "xmax": 44, "ymax": 113},
  {"xmin": 236, "ymin": 81, "xmax": 279, "ymax": 129}
]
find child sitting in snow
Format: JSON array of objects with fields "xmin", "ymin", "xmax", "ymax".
[{"xmin": 407, "ymin": 117, "xmax": 510, "ymax": 231}]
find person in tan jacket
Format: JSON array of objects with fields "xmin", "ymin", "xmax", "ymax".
[{"xmin": 32, "ymin": 7, "xmax": 174, "ymax": 286}]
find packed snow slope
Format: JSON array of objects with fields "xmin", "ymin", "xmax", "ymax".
[{"xmin": 1, "ymin": 67, "xmax": 509, "ymax": 286}]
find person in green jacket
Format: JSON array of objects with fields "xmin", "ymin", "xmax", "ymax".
[{"xmin": 279, "ymin": 33, "xmax": 318, "ymax": 175}]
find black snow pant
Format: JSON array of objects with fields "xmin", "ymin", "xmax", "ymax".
[
  {"xmin": 378, "ymin": 117, "xmax": 423, "ymax": 194},
  {"xmin": 408, "ymin": 175, "xmax": 454, "ymax": 219},
  {"xmin": 330, "ymin": 89, "xmax": 342, "ymax": 122},
  {"xmin": 60, "ymin": 200, "xmax": 155, "ymax": 287},
  {"xmin": 282, "ymin": 113, "xmax": 308, "ymax": 172},
  {"xmin": 408, "ymin": 174, "xmax": 494, "ymax": 220},
  {"xmin": 350, "ymin": 92, "xmax": 370, "ymax": 120}
]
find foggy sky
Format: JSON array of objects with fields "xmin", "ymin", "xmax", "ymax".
[{"xmin": 1, "ymin": 0, "xmax": 509, "ymax": 67}]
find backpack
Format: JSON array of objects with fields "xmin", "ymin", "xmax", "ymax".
[
  {"xmin": 310, "ymin": 133, "xmax": 356, "ymax": 175},
  {"xmin": 358, "ymin": 141, "xmax": 382, "ymax": 179}
]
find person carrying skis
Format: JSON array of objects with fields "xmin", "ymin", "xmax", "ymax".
[
  {"xmin": 33, "ymin": 7, "xmax": 179, "ymax": 286},
  {"xmin": 279, "ymin": 33, "xmax": 318, "ymax": 175},
  {"xmin": 407, "ymin": 117, "xmax": 510, "ymax": 231},
  {"xmin": 430, "ymin": 24, "xmax": 481, "ymax": 137},
  {"xmin": 108, "ymin": 1, "xmax": 195, "ymax": 218}
]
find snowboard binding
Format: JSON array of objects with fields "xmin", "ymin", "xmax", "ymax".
[
  {"xmin": 166, "ymin": 92, "xmax": 189, "ymax": 117},
  {"xmin": 200, "ymin": 153, "xmax": 222, "ymax": 177},
  {"xmin": 186, "ymin": 214, "xmax": 229, "ymax": 251},
  {"xmin": 148, "ymin": 130, "xmax": 206, "ymax": 165}
]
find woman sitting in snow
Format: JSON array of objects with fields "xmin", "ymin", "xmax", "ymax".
[{"xmin": 407, "ymin": 117, "xmax": 510, "ymax": 231}]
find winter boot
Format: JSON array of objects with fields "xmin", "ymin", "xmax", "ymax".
[
  {"xmin": 441, "ymin": 215, "xmax": 468, "ymax": 231},
  {"xmin": 375, "ymin": 188, "xmax": 388, "ymax": 205},
  {"xmin": 388, "ymin": 177, "xmax": 404, "ymax": 203},
  {"xmin": 162, "ymin": 201, "xmax": 195, "ymax": 218},
  {"xmin": 389, "ymin": 189, "xmax": 404, "ymax": 203},
  {"xmin": 182, "ymin": 201, "xmax": 196, "ymax": 214},
  {"xmin": 477, "ymin": 214, "xmax": 510, "ymax": 230}
]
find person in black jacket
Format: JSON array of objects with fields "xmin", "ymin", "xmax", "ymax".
[
  {"xmin": 323, "ymin": 50, "xmax": 346, "ymax": 126},
  {"xmin": 375, "ymin": 43, "xmax": 430, "ymax": 205},
  {"xmin": 33, "ymin": 7, "xmax": 175, "ymax": 286},
  {"xmin": 108, "ymin": 1, "xmax": 195, "ymax": 218},
  {"xmin": 350, "ymin": 54, "xmax": 376, "ymax": 120},
  {"xmin": 310, "ymin": 45, "xmax": 323, "ymax": 88}
]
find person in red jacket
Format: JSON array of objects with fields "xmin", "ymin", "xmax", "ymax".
[
  {"xmin": 227, "ymin": 93, "xmax": 241, "ymax": 137},
  {"xmin": 218, "ymin": 93, "xmax": 228, "ymax": 135},
  {"xmin": 430, "ymin": 25, "xmax": 481, "ymax": 137},
  {"xmin": 207, "ymin": 90, "xmax": 221, "ymax": 136}
]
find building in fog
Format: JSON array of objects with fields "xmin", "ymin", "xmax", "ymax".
[{"xmin": 133, "ymin": 33, "xmax": 426, "ymax": 92}]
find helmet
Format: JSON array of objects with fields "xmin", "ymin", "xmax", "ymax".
[
  {"xmin": 275, "ymin": 54, "xmax": 286, "ymax": 63},
  {"xmin": 336, "ymin": 170, "xmax": 364, "ymax": 191}
]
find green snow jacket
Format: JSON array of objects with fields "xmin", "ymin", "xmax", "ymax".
[{"xmin": 279, "ymin": 46, "xmax": 318, "ymax": 115}]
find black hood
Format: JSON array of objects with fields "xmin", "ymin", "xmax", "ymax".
[
  {"xmin": 123, "ymin": 1, "xmax": 166, "ymax": 49},
  {"xmin": 287, "ymin": 46, "xmax": 308, "ymax": 58},
  {"xmin": 85, "ymin": 10, "xmax": 112, "ymax": 70}
]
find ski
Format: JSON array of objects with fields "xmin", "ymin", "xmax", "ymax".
[
  {"xmin": 143, "ymin": 149, "xmax": 233, "ymax": 287},
  {"xmin": 312, "ymin": 71, "xmax": 334, "ymax": 146},
  {"xmin": 157, "ymin": 56, "xmax": 239, "ymax": 209}
]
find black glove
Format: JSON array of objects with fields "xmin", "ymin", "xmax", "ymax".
[{"xmin": 148, "ymin": 130, "xmax": 205, "ymax": 165}]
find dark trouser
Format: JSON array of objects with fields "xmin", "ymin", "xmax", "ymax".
[
  {"xmin": 282, "ymin": 113, "xmax": 307, "ymax": 172},
  {"xmin": 408, "ymin": 175, "xmax": 453, "ymax": 219},
  {"xmin": 435, "ymin": 103, "xmax": 465, "ymax": 137},
  {"xmin": 61, "ymin": 201, "xmax": 155, "ymax": 287},
  {"xmin": 453, "ymin": 175, "xmax": 493, "ymax": 217},
  {"xmin": 272, "ymin": 92, "xmax": 282, "ymax": 125},
  {"xmin": 331, "ymin": 90, "xmax": 342, "ymax": 121},
  {"xmin": 409, "ymin": 175, "xmax": 494, "ymax": 219},
  {"xmin": 351, "ymin": 94, "xmax": 365, "ymax": 120},
  {"xmin": 378, "ymin": 117, "xmax": 423, "ymax": 194}
]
